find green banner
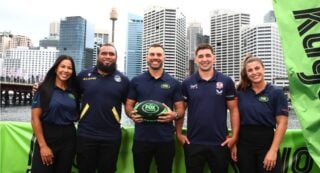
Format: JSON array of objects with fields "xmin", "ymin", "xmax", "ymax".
[
  {"xmin": 272, "ymin": 0, "xmax": 320, "ymax": 168},
  {"xmin": 0, "ymin": 121, "xmax": 319, "ymax": 173}
]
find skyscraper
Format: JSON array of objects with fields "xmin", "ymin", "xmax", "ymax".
[
  {"xmin": 264, "ymin": 10, "xmax": 276, "ymax": 23},
  {"xmin": 125, "ymin": 13, "xmax": 143, "ymax": 80},
  {"xmin": 241, "ymin": 23, "xmax": 287, "ymax": 86},
  {"xmin": 59, "ymin": 16, "xmax": 94, "ymax": 73},
  {"xmin": 187, "ymin": 22, "xmax": 203, "ymax": 75},
  {"xmin": 49, "ymin": 21, "xmax": 60, "ymax": 37},
  {"xmin": 40, "ymin": 22, "xmax": 60, "ymax": 49},
  {"xmin": 210, "ymin": 9, "xmax": 250, "ymax": 82},
  {"xmin": 93, "ymin": 30, "xmax": 109, "ymax": 66},
  {"xmin": 187, "ymin": 22, "xmax": 203, "ymax": 61},
  {"xmin": 142, "ymin": 6, "xmax": 187, "ymax": 81}
]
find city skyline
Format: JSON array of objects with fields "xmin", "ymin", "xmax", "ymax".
[{"xmin": 1, "ymin": 0, "xmax": 273, "ymax": 71}]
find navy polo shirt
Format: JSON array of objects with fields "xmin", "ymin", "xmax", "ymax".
[
  {"xmin": 128, "ymin": 71, "xmax": 184, "ymax": 142},
  {"xmin": 32, "ymin": 87, "xmax": 78, "ymax": 125},
  {"xmin": 237, "ymin": 83, "xmax": 288, "ymax": 128},
  {"xmin": 77, "ymin": 67, "xmax": 129, "ymax": 140},
  {"xmin": 182, "ymin": 70, "xmax": 236, "ymax": 146}
]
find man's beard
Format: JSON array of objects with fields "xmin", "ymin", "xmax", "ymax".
[{"xmin": 97, "ymin": 61, "xmax": 117, "ymax": 73}]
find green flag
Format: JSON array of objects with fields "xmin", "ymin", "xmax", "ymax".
[{"xmin": 273, "ymin": 0, "xmax": 320, "ymax": 168}]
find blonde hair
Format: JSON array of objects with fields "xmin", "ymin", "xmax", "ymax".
[{"xmin": 236, "ymin": 54, "xmax": 264, "ymax": 91}]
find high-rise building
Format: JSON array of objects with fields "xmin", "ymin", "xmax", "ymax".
[
  {"xmin": 93, "ymin": 30, "xmax": 109, "ymax": 66},
  {"xmin": 125, "ymin": 13, "xmax": 143, "ymax": 80},
  {"xmin": 40, "ymin": 22, "xmax": 60, "ymax": 48},
  {"xmin": 187, "ymin": 23, "xmax": 203, "ymax": 75},
  {"xmin": 3, "ymin": 47, "xmax": 58, "ymax": 82},
  {"xmin": 187, "ymin": 22, "xmax": 203, "ymax": 60},
  {"xmin": 39, "ymin": 36, "xmax": 59, "ymax": 48},
  {"xmin": 264, "ymin": 10, "xmax": 276, "ymax": 23},
  {"xmin": 241, "ymin": 23, "xmax": 288, "ymax": 86},
  {"xmin": 59, "ymin": 16, "xmax": 94, "ymax": 73},
  {"xmin": 210, "ymin": 9, "xmax": 250, "ymax": 82},
  {"xmin": 142, "ymin": 6, "xmax": 187, "ymax": 81},
  {"xmin": 49, "ymin": 21, "xmax": 60, "ymax": 37},
  {"xmin": 0, "ymin": 31, "xmax": 13, "ymax": 58},
  {"xmin": 9, "ymin": 35, "xmax": 33, "ymax": 48}
]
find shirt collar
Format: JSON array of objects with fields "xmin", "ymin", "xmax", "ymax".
[
  {"xmin": 248, "ymin": 83, "xmax": 271, "ymax": 95},
  {"xmin": 195, "ymin": 68, "xmax": 219, "ymax": 82},
  {"xmin": 145, "ymin": 70, "xmax": 170, "ymax": 82}
]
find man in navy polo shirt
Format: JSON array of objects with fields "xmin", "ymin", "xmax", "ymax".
[
  {"xmin": 125, "ymin": 43, "xmax": 185, "ymax": 173},
  {"xmin": 176, "ymin": 43, "xmax": 240, "ymax": 173},
  {"xmin": 76, "ymin": 43, "xmax": 129, "ymax": 173}
]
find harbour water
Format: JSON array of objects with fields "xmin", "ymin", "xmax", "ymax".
[{"xmin": 0, "ymin": 105, "xmax": 301, "ymax": 129}]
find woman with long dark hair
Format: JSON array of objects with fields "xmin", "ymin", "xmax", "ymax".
[
  {"xmin": 31, "ymin": 55, "xmax": 79, "ymax": 173},
  {"xmin": 235, "ymin": 54, "xmax": 288, "ymax": 173}
]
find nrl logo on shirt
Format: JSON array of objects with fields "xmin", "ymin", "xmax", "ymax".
[{"xmin": 258, "ymin": 95, "xmax": 269, "ymax": 102}]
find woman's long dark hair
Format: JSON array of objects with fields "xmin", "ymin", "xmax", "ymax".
[
  {"xmin": 237, "ymin": 54, "xmax": 264, "ymax": 91},
  {"xmin": 38, "ymin": 55, "xmax": 79, "ymax": 112}
]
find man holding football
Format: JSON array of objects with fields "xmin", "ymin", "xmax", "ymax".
[
  {"xmin": 176, "ymin": 43, "xmax": 240, "ymax": 173},
  {"xmin": 125, "ymin": 43, "xmax": 185, "ymax": 173}
]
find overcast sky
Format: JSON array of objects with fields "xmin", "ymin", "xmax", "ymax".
[{"xmin": 0, "ymin": 0, "xmax": 273, "ymax": 70}]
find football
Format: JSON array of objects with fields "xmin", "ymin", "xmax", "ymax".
[{"xmin": 134, "ymin": 100, "xmax": 168, "ymax": 121}]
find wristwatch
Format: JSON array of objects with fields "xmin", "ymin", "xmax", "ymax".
[{"xmin": 174, "ymin": 112, "xmax": 180, "ymax": 120}]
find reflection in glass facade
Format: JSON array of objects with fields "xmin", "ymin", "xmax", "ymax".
[
  {"xmin": 125, "ymin": 13, "xmax": 143, "ymax": 80},
  {"xmin": 59, "ymin": 16, "xmax": 94, "ymax": 73}
]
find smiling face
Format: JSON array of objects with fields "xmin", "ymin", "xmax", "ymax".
[
  {"xmin": 146, "ymin": 46, "xmax": 165, "ymax": 70},
  {"xmin": 55, "ymin": 59, "xmax": 73, "ymax": 83},
  {"xmin": 245, "ymin": 60, "xmax": 265, "ymax": 84},
  {"xmin": 195, "ymin": 48, "xmax": 216, "ymax": 72}
]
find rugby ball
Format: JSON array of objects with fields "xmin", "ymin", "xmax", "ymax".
[{"xmin": 134, "ymin": 100, "xmax": 168, "ymax": 121}]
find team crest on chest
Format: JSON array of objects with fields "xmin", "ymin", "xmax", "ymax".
[
  {"xmin": 114, "ymin": 75, "xmax": 121, "ymax": 82},
  {"xmin": 216, "ymin": 82, "xmax": 223, "ymax": 95}
]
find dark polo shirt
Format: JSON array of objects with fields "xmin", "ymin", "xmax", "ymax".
[
  {"xmin": 128, "ymin": 71, "xmax": 184, "ymax": 142},
  {"xmin": 182, "ymin": 70, "xmax": 236, "ymax": 146},
  {"xmin": 77, "ymin": 67, "xmax": 129, "ymax": 140},
  {"xmin": 237, "ymin": 83, "xmax": 288, "ymax": 128},
  {"xmin": 32, "ymin": 87, "xmax": 78, "ymax": 125}
]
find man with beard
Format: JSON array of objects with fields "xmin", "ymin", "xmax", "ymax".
[
  {"xmin": 125, "ymin": 43, "xmax": 185, "ymax": 173},
  {"xmin": 76, "ymin": 43, "xmax": 129, "ymax": 173}
]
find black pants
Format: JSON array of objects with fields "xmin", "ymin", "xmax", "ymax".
[
  {"xmin": 76, "ymin": 136, "xmax": 121, "ymax": 173},
  {"xmin": 31, "ymin": 123, "xmax": 76, "ymax": 173},
  {"xmin": 132, "ymin": 140, "xmax": 175, "ymax": 173},
  {"xmin": 184, "ymin": 143, "xmax": 230, "ymax": 173},
  {"xmin": 237, "ymin": 125, "xmax": 282, "ymax": 173}
]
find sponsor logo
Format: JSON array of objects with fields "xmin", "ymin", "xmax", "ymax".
[
  {"xmin": 160, "ymin": 83, "xmax": 170, "ymax": 89},
  {"xmin": 293, "ymin": 8, "xmax": 320, "ymax": 98},
  {"xmin": 142, "ymin": 103, "xmax": 160, "ymax": 114},
  {"xmin": 68, "ymin": 93, "xmax": 75, "ymax": 100},
  {"xmin": 258, "ymin": 95, "xmax": 269, "ymax": 102},
  {"xmin": 190, "ymin": 84, "xmax": 198, "ymax": 89},
  {"xmin": 83, "ymin": 77, "xmax": 97, "ymax": 80}
]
